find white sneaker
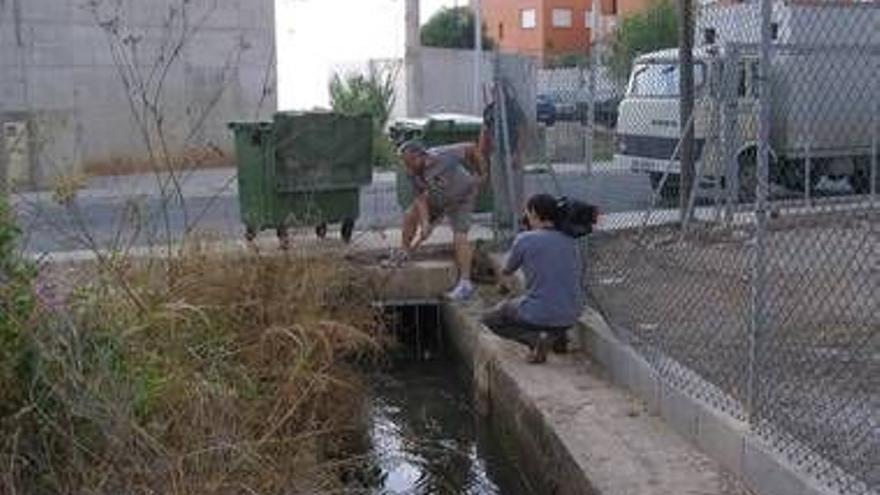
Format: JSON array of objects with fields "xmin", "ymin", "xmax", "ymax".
[{"xmin": 446, "ymin": 279, "xmax": 475, "ymax": 301}]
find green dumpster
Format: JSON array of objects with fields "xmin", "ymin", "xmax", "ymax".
[
  {"xmin": 392, "ymin": 113, "xmax": 493, "ymax": 213},
  {"xmin": 229, "ymin": 111, "xmax": 372, "ymax": 245}
]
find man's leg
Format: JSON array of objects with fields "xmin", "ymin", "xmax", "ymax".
[
  {"xmin": 446, "ymin": 193, "xmax": 477, "ymax": 300},
  {"xmin": 481, "ymin": 301, "xmax": 533, "ymax": 347},
  {"xmin": 453, "ymin": 231, "xmax": 472, "ymax": 281},
  {"xmin": 482, "ymin": 301, "xmax": 549, "ymax": 362},
  {"xmin": 402, "ymin": 203, "xmax": 419, "ymax": 251}
]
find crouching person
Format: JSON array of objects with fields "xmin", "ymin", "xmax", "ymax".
[{"xmin": 481, "ymin": 194, "xmax": 585, "ymax": 364}]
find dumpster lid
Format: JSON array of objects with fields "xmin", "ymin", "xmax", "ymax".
[
  {"xmin": 426, "ymin": 113, "xmax": 483, "ymax": 126},
  {"xmin": 390, "ymin": 117, "xmax": 428, "ymax": 128},
  {"xmin": 227, "ymin": 121, "xmax": 272, "ymax": 130}
]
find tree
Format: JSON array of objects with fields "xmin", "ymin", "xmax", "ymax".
[
  {"xmin": 329, "ymin": 62, "xmax": 400, "ymax": 167},
  {"xmin": 606, "ymin": 0, "xmax": 679, "ymax": 83},
  {"xmin": 420, "ymin": 6, "xmax": 494, "ymax": 50},
  {"xmin": 549, "ymin": 52, "xmax": 589, "ymax": 69}
]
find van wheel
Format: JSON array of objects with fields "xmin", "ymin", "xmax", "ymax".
[
  {"xmin": 777, "ymin": 160, "xmax": 820, "ymax": 194},
  {"xmin": 277, "ymin": 227, "xmax": 291, "ymax": 250},
  {"xmin": 341, "ymin": 218, "xmax": 355, "ymax": 244},
  {"xmin": 849, "ymin": 157, "xmax": 877, "ymax": 194},
  {"xmin": 738, "ymin": 148, "xmax": 758, "ymax": 203},
  {"xmin": 649, "ymin": 172, "xmax": 679, "ymax": 200}
]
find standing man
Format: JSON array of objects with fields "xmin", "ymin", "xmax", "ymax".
[
  {"xmin": 483, "ymin": 84, "xmax": 528, "ymax": 218},
  {"xmin": 390, "ymin": 140, "xmax": 487, "ymax": 301}
]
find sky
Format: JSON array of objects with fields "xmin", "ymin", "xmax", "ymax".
[{"xmin": 276, "ymin": 0, "xmax": 462, "ymax": 110}]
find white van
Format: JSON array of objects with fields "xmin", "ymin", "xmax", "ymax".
[{"xmin": 614, "ymin": 6, "xmax": 878, "ymax": 200}]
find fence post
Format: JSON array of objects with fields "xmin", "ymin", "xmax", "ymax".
[
  {"xmin": 404, "ymin": 0, "xmax": 423, "ymax": 117},
  {"xmin": 872, "ymin": 54, "xmax": 878, "ymax": 203},
  {"xmin": 678, "ymin": 0, "xmax": 696, "ymax": 223},
  {"xmin": 723, "ymin": 46, "xmax": 740, "ymax": 224},
  {"xmin": 748, "ymin": 0, "xmax": 773, "ymax": 423},
  {"xmin": 474, "ymin": 0, "xmax": 483, "ymax": 114},
  {"xmin": 586, "ymin": 0, "xmax": 599, "ymax": 177},
  {"xmin": 498, "ymin": 83, "xmax": 520, "ymax": 230}
]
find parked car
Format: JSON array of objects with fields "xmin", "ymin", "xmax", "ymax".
[
  {"xmin": 536, "ymin": 94, "xmax": 556, "ymax": 125},
  {"xmin": 538, "ymin": 92, "xmax": 591, "ymax": 125},
  {"xmin": 594, "ymin": 96, "xmax": 621, "ymax": 129}
]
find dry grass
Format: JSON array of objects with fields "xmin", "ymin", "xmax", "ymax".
[{"xmin": 1, "ymin": 242, "xmax": 389, "ymax": 494}]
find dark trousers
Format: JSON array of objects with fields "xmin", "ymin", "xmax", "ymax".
[{"xmin": 481, "ymin": 301, "xmax": 568, "ymax": 349}]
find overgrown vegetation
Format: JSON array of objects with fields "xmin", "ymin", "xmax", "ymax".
[
  {"xmin": 0, "ymin": 197, "xmax": 36, "ymax": 418},
  {"xmin": 420, "ymin": 6, "xmax": 494, "ymax": 51},
  {"xmin": 606, "ymin": 0, "xmax": 679, "ymax": 83},
  {"xmin": 2, "ymin": 2, "xmax": 390, "ymax": 493},
  {"xmin": 329, "ymin": 63, "xmax": 400, "ymax": 168},
  {"xmin": 0, "ymin": 242, "xmax": 387, "ymax": 493},
  {"xmin": 547, "ymin": 52, "xmax": 589, "ymax": 69}
]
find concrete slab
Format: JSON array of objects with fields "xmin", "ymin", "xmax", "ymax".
[
  {"xmin": 575, "ymin": 302, "xmax": 862, "ymax": 495},
  {"xmin": 28, "ymin": 225, "xmax": 497, "ymax": 265},
  {"xmin": 659, "ymin": 382, "xmax": 701, "ymax": 441},
  {"xmin": 698, "ymin": 406, "xmax": 747, "ymax": 477},
  {"xmin": 743, "ymin": 438, "xmax": 811, "ymax": 495},
  {"xmin": 442, "ymin": 301, "xmax": 751, "ymax": 495}
]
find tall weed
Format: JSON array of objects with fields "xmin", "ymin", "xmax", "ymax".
[{"xmin": 1, "ymin": 239, "xmax": 387, "ymax": 494}]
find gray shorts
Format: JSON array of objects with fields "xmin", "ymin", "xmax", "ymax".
[
  {"xmin": 481, "ymin": 300, "xmax": 568, "ymax": 349},
  {"xmin": 428, "ymin": 186, "xmax": 478, "ymax": 233}
]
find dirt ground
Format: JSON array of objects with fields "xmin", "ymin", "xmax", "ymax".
[{"xmin": 586, "ymin": 211, "xmax": 878, "ymax": 492}]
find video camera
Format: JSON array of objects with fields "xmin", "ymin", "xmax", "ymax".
[
  {"xmin": 556, "ymin": 197, "xmax": 599, "ymax": 238},
  {"xmin": 520, "ymin": 197, "xmax": 599, "ymax": 238}
]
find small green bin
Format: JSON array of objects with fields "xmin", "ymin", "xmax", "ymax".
[
  {"xmin": 229, "ymin": 111, "xmax": 372, "ymax": 244},
  {"xmin": 392, "ymin": 114, "xmax": 493, "ymax": 213}
]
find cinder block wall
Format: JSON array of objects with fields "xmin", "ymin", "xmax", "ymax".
[{"xmin": 0, "ymin": 0, "xmax": 276, "ymax": 189}]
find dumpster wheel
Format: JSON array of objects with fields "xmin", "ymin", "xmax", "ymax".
[
  {"xmin": 315, "ymin": 223, "xmax": 328, "ymax": 239},
  {"xmin": 277, "ymin": 227, "xmax": 291, "ymax": 250},
  {"xmin": 341, "ymin": 218, "xmax": 355, "ymax": 244}
]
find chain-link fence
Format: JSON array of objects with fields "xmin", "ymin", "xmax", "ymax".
[
  {"xmin": 480, "ymin": 2, "xmax": 878, "ymax": 494},
  {"xmin": 354, "ymin": 15, "xmax": 876, "ymax": 492}
]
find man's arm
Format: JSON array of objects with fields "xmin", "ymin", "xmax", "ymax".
[
  {"xmin": 464, "ymin": 143, "xmax": 488, "ymax": 182},
  {"xmin": 496, "ymin": 236, "xmax": 525, "ymax": 294},
  {"xmin": 410, "ymin": 194, "xmax": 439, "ymax": 250}
]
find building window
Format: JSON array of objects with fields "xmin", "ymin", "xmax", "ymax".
[
  {"xmin": 498, "ymin": 22, "xmax": 504, "ymax": 40},
  {"xmin": 552, "ymin": 8, "xmax": 573, "ymax": 28},
  {"xmin": 585, "ymin": 10, "xmax": 595, "ymax": 28},
  {"xmin": 521, "ymin": 9, "xmax": 537, "ymax": 29}
]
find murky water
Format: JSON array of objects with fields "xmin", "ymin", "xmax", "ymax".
[
  {"xmin": 357, "ymin": 305, "xmax": 535, "ymax": 495},
  {"xmin": 364, "ymin": 358, "xmax": 534, "ymax": 495}
]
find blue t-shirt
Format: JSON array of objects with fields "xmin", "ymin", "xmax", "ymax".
[{"xmin": 503, "ymin": 229, "xmax": 584, "ymax": 327}]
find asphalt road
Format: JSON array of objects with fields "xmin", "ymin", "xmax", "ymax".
[
  {"xmin": 12, "ymin": 165, "xmax": 645, "ymax": 253},
  {"xmin": 12, "ymin": 164, "xmax": 859, "ymax": 254}
]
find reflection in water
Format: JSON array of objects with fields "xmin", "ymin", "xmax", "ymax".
[{"xmin": 363, "ymin": 358, "xmax": 534, "ymax": 495}]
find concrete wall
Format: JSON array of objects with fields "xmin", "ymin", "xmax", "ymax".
[
  {"xmin": 481, "ymin": 0, "xmax": 547, "ymax": 59},
  {"xmin": 0, "ymin": 0, "xmax": 276, "ymax": 189},
  {"xmin": 404, "ymin": 47, "xmax": 538, "ymax": 119},
  {"xmin": 480, "ymin": 0, "xmax": 624, "ymax": 64}
]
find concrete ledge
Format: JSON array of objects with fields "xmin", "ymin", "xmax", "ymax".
[
  {"xmin": 368, "ymin": 260, "xmax": 456, "ymax": 302},
  {"xmin": 577, "ymin": 305, "xmax": 847, "ymax": 495},
  {"xmin": 442, "ymin": 301, "xmax": 750, "ymax": 495},
  {"xmin": 442, "ymin": 302, "xmax": 597, "ymax": 495}
]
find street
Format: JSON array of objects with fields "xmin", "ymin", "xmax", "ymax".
[{"xmin": 12, "ymin": 164, "xmax": 859, "ymax": 254}]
